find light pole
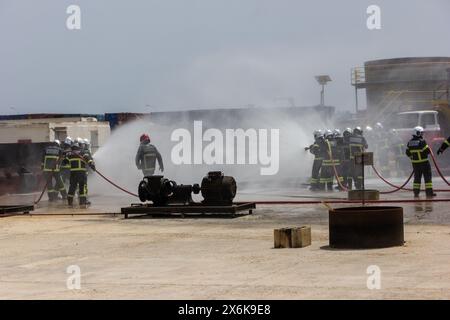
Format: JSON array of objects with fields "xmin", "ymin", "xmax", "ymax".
[{"xmin": 315, "ymin": 75, "xmax": 332, "ymax": 106}]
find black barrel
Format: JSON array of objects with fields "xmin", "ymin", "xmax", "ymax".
[{"xmin": 329, "ymin": 206, "xmax": 404, "ymax": 249}]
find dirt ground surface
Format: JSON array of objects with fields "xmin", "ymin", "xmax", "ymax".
[{"xmin": 1, "ymin": 183, "xmax": 450, "ymax": 299}]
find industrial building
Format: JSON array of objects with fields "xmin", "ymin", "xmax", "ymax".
[
  {"xmin": 0, "ymin": 116, "xmax": 110, "ymax": 152},
  {"xmin": 352, "ymin": 57, "xmax": 450, "ymax": 126}
]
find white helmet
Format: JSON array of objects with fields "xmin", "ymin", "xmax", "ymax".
[
  {"xmin": 375, "ymin": 122, "xmax": 383, "ymax": 130},
  {"xmin": 54, "ymin": 139, "xmax": 61, "ymax": 146},
  {"xmin": 83, "ymin": 138, "xmax": 90, "ymax": 145},
  {"xmin": 313, "ymin": 129, "xmax": 322, "ymax": 139},
  {"xmin": 343, "ymin": 128, "xmax": 352, "ymax": 137},
  {"xmin": 64, "ymin": 136, "xmax": 73, "ymax": 146},
  {"xmin": 324, "ymin": 129, "xmax": 333, "ymax": 139},
  {"xmin": 413, "ymin": 126, "xmax": 424, "ymax": 137},
  {"xmin": 353, "ymin": 126, "xmax": 363, "ymax": 135},
  {"xmin": 333, "ymin": 129, "xmax": 341, "ymax": 137},
  {"xmin": 365, "ymin": 125, "xmax": 373, "ymax": 132}
]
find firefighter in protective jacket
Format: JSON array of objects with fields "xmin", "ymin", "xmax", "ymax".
[
  {"xmin": 42, "ymin": 139, "xmax": 67, "ymax": 201},
  {"xmin": 135, "ymin": 134, "xmax": 164, "ymax": 176},
  {"xmin": 406, "ymin": 126, "xmax": 435, "ymax": 197},
  {"xmin": 305, "ymin": 130, "xmax": 323, "ymax": 191},
  {"xmin": 348, "ymin": 127, "xmax": 368, "ymax": 190},
  {"xmin": 67, "ymin": 141, "xmax": 96, "ymax": 207}
]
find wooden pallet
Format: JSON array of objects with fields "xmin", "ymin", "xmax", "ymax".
[{"xmin": 121, "ymin": 202, "xmax": 256, "ymax": 219}]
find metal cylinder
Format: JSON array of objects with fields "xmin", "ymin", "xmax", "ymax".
[{"xmin": 329, "ymin": 206, "xmax": 404, "ymax": 249}]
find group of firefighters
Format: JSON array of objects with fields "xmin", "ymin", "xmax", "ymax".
[
  {"xmin": 305, "ymin": 127, "xmax": 368, "ymax": 191},
  {"xmin": 42, "ymin": 137, "xmax": 95, "ymax": 208},
  {"xmin": 41, "ymin": 133, "xmax": 165, "ymax": 208},
  {"xmin": 306, "ymin": 123, "xmax": 450, "ymax": 197}
]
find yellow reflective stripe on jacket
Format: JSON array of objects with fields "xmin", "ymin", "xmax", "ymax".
[
  {"xmin": 69, "ymin": 158, "xmax": 87, "ymax": 171},
  {"xmin": 409, "ymin": 145, "xmax": 429, "ymax": 163},
  {"xmin": 349, "ymin": 143, "xmax": 363, "ymax": 158},
  {"xmin": 43, "ymin": 155, "xmax": 60, "ymax": 171}
]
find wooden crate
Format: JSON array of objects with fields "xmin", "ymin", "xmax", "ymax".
[{"xmin": 274, "ymin": 226, "xmax": 311, "ymax": 248}]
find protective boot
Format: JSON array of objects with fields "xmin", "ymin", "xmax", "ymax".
[
  {"xmin": 79, "ymin": 197, "xmax": 87, "ymax": 209},
  {"xmin": 326, "ymin": 182, "xmax": 333, "ymax": 192},
  {"xmin": 67, "ymin": 196, "xmax": 74, "ymax": 207},
  {"xmin": 426, "ymin": 189, "xmax": 436, "ymax": 198}
]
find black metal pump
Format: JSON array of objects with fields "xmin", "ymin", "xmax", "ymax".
[{"xmin": 137, "ymin": 171, "xmax": 237, "ymax": 206}]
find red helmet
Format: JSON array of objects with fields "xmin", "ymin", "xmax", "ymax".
[{"xmin": 140, "ymin": 133, "xmax": 150, "ymax": 143}]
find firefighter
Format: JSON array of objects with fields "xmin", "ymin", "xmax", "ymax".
[
  {"xmin": 305, "ymin": 130, "xmax": 323, "ymax": 191},
  {"xmin": 135, "ymin": 134, "xmax": 164, "ymax": 176},
  {"xmin": 60, "ymin": 136, "xmax": 73, "ymax": 187},
  {"xmin": 406, "ymin": 126, "xmax": 435, "ymax": 197},
  {"xmin": 437, "ymin": 135, "xmax": 450, "ymax": 155},
  {"xmin": 42, "ymin": 139, "xmax": 67, "ymax": 201},
  {"xmin": 348, "ymin": 126, "xmax": 368, "ymax": 190},
  {"xmin": 341, "ymin": 128, "xmax": 352, "ymax": 188},
  {"xmin": 83, "ymin": 138, "xmax": 92, "ymax": 156},
  {"xmin": 82, "ymin": 138, "xmax": 93, "ymax": 205},
  {"xmin": 319, "ymin": 130, "xmax": 336, "ymax": 191},
  {"xmin": 67, "ymin": 141, "xmax": 96, "ymax": 208}
]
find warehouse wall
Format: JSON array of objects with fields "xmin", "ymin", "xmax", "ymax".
[{"xmin": 0, "ymin": 123, "xmax": 50, "ymax": 143}]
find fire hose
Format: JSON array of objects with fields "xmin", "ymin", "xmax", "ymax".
[
  {"xmin": 429, "ymin": 148, "xmax": 450, "ymax": 186},
  {"xmin": 73, "ymin": 153, "xmax": 139, "ymax": 198},
  {"xmin": 251, "ymin": 198, "xmax": 450, "ymax": 205},
  {"xmin": 326, "ymin": 140, "xmax": 349, "ymax": 192}
]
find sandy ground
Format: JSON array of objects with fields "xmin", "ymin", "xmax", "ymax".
[{"xmin": 1, "ymin": 182, "xmax": 450, "ymax": 299}]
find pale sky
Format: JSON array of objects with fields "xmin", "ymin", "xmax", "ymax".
[{"xmin": 1, "ymin": 0, "xmax": 449, "ymax": 114}]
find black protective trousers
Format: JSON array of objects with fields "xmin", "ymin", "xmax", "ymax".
[
  {"xmin": 68, "ymin": 171, "xmax": 87, "ymax": 205},
  {"xmin": 348, "ymin": 161, "xmax": 363, "ymax": 190},
  {"xmin": 412, "ymin": 161, "xmax": 433, "ymax": 196},
  {"xmin": 310, "ymin": 159, "xmax": 322, "ymax": 189},
  {"xmin": 44, "ymin": 171, "xmax": 67, "ymax": 201}
]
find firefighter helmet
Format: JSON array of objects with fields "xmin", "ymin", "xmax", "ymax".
[
  {"xmin": 54, "ymin": 139, "xmax": 61, "ymax": 146},
  {"xmin": 333, "ymin": 129, "xmax": 341, "ymax": 137},
  {"xmin": 313, "ymin": 129, "xmax": 322, "ymax": 139},
  {"xmin": 64, "ymin": 136, "xmax": 73, "ymax": 146},
  {"xmin": 375, "ymin": 122, "xmax": 383, "ymax": 130},
  {"xmin": 343, "ymin": 128, "xmax": 352, "ymax": 137},
  {"xmin": 140, "ymin": 133, "xmax": 150, "ymax": 143},
  {"xmin": 365, "ymin": 125, "xmax": 373, "ymax": 132},
  {"xmin": 72, "ymin": 142, "xmax": 80, "ymax": 149},
  {"xmin": 413, "ymin": 126, "xmax": 424, "ymax": 137},
  {"xmin": 324, "ymin": 129, "xmax": 333, "ymax": 139},
  {"xmin": 353, "ymin": 126, "xmax": 363, "ymax": 135},
  {"xmin": 78, "ymin": 138, "xmax": 85, "ymax": 147}
]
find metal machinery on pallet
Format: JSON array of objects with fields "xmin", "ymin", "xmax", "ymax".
[{"xmin": 122, "ymin": 171, "xmax": 255, "ymax": 218}]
